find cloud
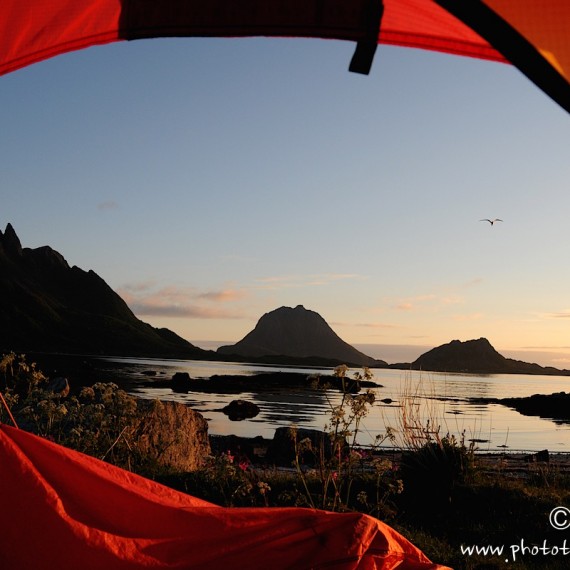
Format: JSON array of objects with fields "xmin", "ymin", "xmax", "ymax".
[
  {"xmin": 353, "ymin": 322, "xmax": 400, "ymax": 329},
  {"xmin": 118, "ymin": 283, "xmax": 247, "ymax": 319},
  {"xmin": 521, "ymin": 345, "xmax": 570, "ymax": 350},
  {"xmin": 255, "ymin": 273, "xmax": 366, "ymax": 290},
  {"xmin": 462, "ymin": 278, "xmax": 483, "ymax": 288},
  {"xmin": 97, "ymin": 201, "xmax": 119, "ymax": 211},
  {"xmin": 441, "ymin": 296, "xmax": 463, "ymax": 305},
  {"xmin": 452, "ymin": 313, "xmax": 483, "ymax": 321},
  {"xmin": 332, "ymin": 321, "xmax": 399, "ymax": 330},
  {"xmin": 128, "ymin": 301, "xmax": 243, "ymax": 319},
  {"xmin": 393, "ymin": 292, "xmax": 466, "ymax": 312},
  {"xmin": 121, "ymin": 280, "xmax": 157, "ymax": 293},
  {"xmin": 547, "ymin": 311, "xmax": 570, "ymax": 319},
  {"xmin": 197, "ymin": 289, "xmax": 247, "ymax": 302},
  {"xmin": 394, "ymin": 294, "xmax": 436, "ymax": 312},
  {"xmin": 533, "ymin": 310, "xmax": 570, "ymax": 321}
]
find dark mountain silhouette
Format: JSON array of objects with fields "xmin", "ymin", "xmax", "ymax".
[
  {"xmin": 407, "ymin": 338, "xmax": 569, "ymax": 376},
  {"xmin": 217, "ymin": 305, "xmax": 385, "ymax": 367},
  {"xmin": 0, "ymin": 224, "xmax": 208, "ymax": 358}
]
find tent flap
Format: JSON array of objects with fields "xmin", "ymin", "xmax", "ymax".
[
  {"xmin": 0, "ymin": 424, "xmax": 449, "ymax": 569},
  {"xmin": 2, "ymin": 1, "xmax": 569, "ymax": 112}
]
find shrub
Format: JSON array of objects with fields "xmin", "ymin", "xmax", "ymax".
[
  {"xmin": 290, "ymin": 365, "xmax": 401, "ymax": 516},
  {"xmin": 0, "ymin": 353, "xmax": 192, "ymax": 475}
]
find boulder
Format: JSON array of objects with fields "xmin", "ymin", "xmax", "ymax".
[
  {"xmin": 46, "ymin": 377, "xmax": 70, "ymax": 397},
  {"xmin": 134, "ymin": 399, "xmax": 210, "ymax": 471},
  {"xmin": 222, "ymin": 399, "xmax": 260, "ymax": 421},
  {"xmin": 209, "ymin": 434, "xmax": 270, "ymax": 463},
  {"xmin": 268, "ymin": 427, "xmax": 343, "ymax": 466},
  {"xmin": 525, "ymin": 449, "xmax": 550, "ymax": 463},
  {"xmin": 171, "ymin": 372, "xmax": 192, "ymax": 392}
]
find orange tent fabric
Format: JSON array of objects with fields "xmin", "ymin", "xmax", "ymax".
[
  {"xmin": 0, "ymin": 1, "xmax": 569, "ymax": 112},
  {"xmin": 0, "ymin": 424, "xmax": 449, "ymax": 569}
]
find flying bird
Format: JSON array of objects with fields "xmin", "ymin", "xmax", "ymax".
[{"xmin": 480, "ymin": 218, "xmax": 503, "ymax": 225}]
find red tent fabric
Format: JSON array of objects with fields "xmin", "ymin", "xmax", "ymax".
[
  {"xmin": 0, "ymin": 1, "xmax": 569, "ymax": 112},
  {"xmin": 0, "ymin": 424, "xmax": 449, "ymax": 569},
  {"xmin": 0, "ymin": 0, "xmax": 503, "ymax": 76}
]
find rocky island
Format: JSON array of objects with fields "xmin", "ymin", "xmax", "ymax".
[{"xmin": 217, "ymin": 305, "xmax": 386, "ymax": 368}]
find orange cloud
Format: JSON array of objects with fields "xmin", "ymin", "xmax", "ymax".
[
  {"xmin": 197, "ymin": 289, "xmax": 247, "ymax": 302},
  {"xmin": 118, "ymin": 283, "xmax": 247, "ymax": 319}
]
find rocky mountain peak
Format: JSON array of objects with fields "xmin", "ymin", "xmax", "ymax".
[
  {"xmin": 218, "ymin": 305, "xmax": 383, "ymax": 367},
  {"xmin": 0, "ymin": 224, "xmax": 207, "ymax": 357},
  {"xmin": 0, "ymin": 223, "xmax": 23, "ymax": 257}
]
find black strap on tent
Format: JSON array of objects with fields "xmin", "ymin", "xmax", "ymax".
[
  {"xmin": 435, "ymin": 0, "xmax": 570, "ymax": 114},
  {"xmin": 349, "ymin": 0, "xmax": 384, "ymax": 75}
]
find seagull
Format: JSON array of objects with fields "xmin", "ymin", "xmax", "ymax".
[{"xmin": 480, "ymin": 218, "xmax": 503, "ymax": 226}]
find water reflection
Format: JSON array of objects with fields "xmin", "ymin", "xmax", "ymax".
[
  {"xmin": 82, "ymin": 356, "xmax": 570, "ymax": 452},
  {"xmin": 252, "ymin": 389, "xmax": 327, "ymax": 424}
]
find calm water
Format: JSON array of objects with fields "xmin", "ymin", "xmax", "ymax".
[{"xmin": 97, "ymin": 356, "xmax": 570, "ymax": 452}]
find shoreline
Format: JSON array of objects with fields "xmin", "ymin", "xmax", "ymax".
[{"xmin": 209, "ymin": 433, "xmax": 570, "ymax": 474}]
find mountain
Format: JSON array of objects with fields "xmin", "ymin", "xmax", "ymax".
[
  {"xmin": 408, "ymin": 338, "xmax": 569, "ymax": 375},
  {"xmin": 0, "ymin": 224, "xmax": 208, "ymax": 358},
  {"xmin": 217, "ymin": 305, "xmax": 385, "ymax": 367}
]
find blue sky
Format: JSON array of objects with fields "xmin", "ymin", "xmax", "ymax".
[{"xmin": 2, "ymin": 36, "xmax": 570, "ymax": 366}]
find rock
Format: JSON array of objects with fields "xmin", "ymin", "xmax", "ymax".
[
  {"xmin": 0, "ymin": 223, "xmax": 23, "ymax": 257},
  {"xmin": 171, "ymin": 372, "xmax": 192, "ymax": 392},
  {"xmin": 525, "ymin": 449, "xmax": 550, "ymax": 463},
  {"xmin": 268, "ymin": 427, "xmax": 344, "ymax": 466},
  {"xmin": 134, "ymin": 399, "xmax": 210, "ymax": 471},
  {"xmin": 46, "ymin": 376, "xmax": 70, "ymax": 397},
  {"xmin": 222, "ymin": 399, "xmax": 260, "ymax": 421},
  {"xmin": 209, "ymin": 434, "xmax": 271, "ymax": 463},
  {"xmin": 500, "ymin": 392, "xmax": 570, "ymax": 421}
]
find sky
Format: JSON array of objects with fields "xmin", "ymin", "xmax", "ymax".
[{"xmin": 2, "ymin": 34, "xmax": 570, "ymax": 367}]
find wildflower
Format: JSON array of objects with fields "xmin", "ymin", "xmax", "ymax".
[
  {"xmin": 330, "ymin": 406, "xmax": 345, "ymax": 421},
  {"xmin": 348, "ymin": 449, "xmax": 364, "ymax": 462},
  {"xmin": 372, "ymin": 458, "xmax": 393, "ymax": 473},
  {"xmin": 238, "ymin": 460, "xmax": 250, "ymax": 472},
  {"xmin": 356, "ymin": 491, "xmax": 368, "ymax": 505},
  {"xmin": 257, "ymin": 482, "xmax": 271, "ymax": 495}
]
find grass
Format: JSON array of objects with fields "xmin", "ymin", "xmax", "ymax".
[
  {"xmin": 155, "ymin": 454, "xmax": 570, "ymax": 569},
  {"xmin": 396, "ymin": 471, "xmax": 570, "ymax": 569}
]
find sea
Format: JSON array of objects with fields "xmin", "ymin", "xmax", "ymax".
[{"xmin": 90, "ymin": 356, "xmax": 570, "ymax": 453}]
